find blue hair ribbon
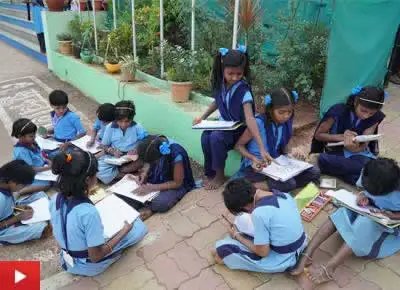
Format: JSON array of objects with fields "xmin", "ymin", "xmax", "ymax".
[
  {"xmin": 292, "ymin": 90, "xmax": 299, "ymax": 103},
  {"xmin": 384, "ymin": 91, "xmax": 389, "ymax": 100},
  {"xmin": 351, "ymin": 85, "xmax": 362, "ymax": 95},
  {"xmin": 264, "ymin": 95, "xmax": 272, "ymax": 105},
  {"xmin": 219, "ymin": 48, "xmax": 229, "ymax": 56},
  {"xmin": 236, "ymin": 44, "xmax": 247, "ymax": 53},
  {"xmin": 159, "ymin": 141, "xmax": 171, "ymax": 155}
]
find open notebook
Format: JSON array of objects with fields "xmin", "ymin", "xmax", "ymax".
[
  {"xmin": 107, "ymin": 175, "xmax": 160, "ymax": 203},
  {"xmin": 35, "ymin": 136, "xmax": 62, "ymax": 151},
  {"xmin": 261, "ymin": 155, "xmax": 313, "ymax": 182},
  {"xmin": 327, "ymin": 134, "xmax": 382, "ymax": 147},
  {"xmin": 35, "ymin": 170, "xmax": 58, "ymax": 182},
  {"xmin": 192, "ymin": 120, "xmax": 242, "ymax": 131},
  {"xmin": 95, "ymin": 194, "xmax": 140, "ymax": 239},
  {"xmin": 71, "ymin": 135, "xmax": 102, "ymax": 154},
  {"xmin": 234, "ymin": 213, "xmax": 255, "ymax": 237},
  {"xmin": 104, "ymin": 155, "xmax": 137, "ymax": 166},
  {"xmin": 326, "ymin": 189, "xmax": 400, "ymax": 228},
  {"xmin": 21, "ymin": 197, "xmax": 51, "ymax": 225}
]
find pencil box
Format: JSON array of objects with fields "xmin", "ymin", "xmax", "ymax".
[{"xmin": 300, "ymin": 191, "xmax": 332, "ymax": 222}]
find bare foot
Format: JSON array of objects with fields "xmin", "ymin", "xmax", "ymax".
[
  {"xmin": 139, "ymin": 208, "xmax": 153, "ymax": 221},
  {"xmin": 203, "ymin": 176, "xmax": 211, "ymax": 187},
  {"xmin": 211, "ymin": 249, "xmax": 224, "ymax": 265},
  {"xmin": 296, "ymin": 272, "xmax": 316, "ymax": 290},
  {"xmin": 205, "ymin": 175, "xmax": 225, "ymax": 190},
  {"xmin": 290, "ymin": 253, "xmax": 313, "ymax": 276},
  {"xmin": 304, "ymin": 265, "xmax": 333, "ymax": 286}
]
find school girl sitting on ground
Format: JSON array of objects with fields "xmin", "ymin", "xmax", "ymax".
[
  {"xmin": 212, "ymin": 178, "xmax": 307, "ymax": 273},
  {"xmin": 86, "ymin": 103, "xmax": 115, "ymax": 148},
  {"xmin": 0, "ymin": 160, "xmax": 49, "ymax": 245},
  {"xmin": 292, "ymin": 158, "xmax": 400, "ymax": 289},
  {"xmin": 97, "ymin": 100, "xmax": 147, "ymax": 184},
  {"xmin": 235, "ymin": 88, "xmax": 320, "ymax": 192},
  {"xmin": 193, "ymin": 46, "xmax": 272, "ymax": 190},
  {"xmin": 12, "ymin": 118, "xmax": 52, "ymax": 196},
  {"xmin": 49, "ymin": 151, "xmax": 147, "ymax": 276},
  {"xmin": 311, "ymin": 86, "xmax": 386, "ymax": 185}
]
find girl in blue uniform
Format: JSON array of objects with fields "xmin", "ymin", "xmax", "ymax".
[
  {"xmin": 121, "ymin": 135, "xmax": 195, "ymax": 220},
  {"xmin": 97, "ymin": 101, "xmax": 147, "ymax": 184},
  {"xmin": 0, "ymin": 160, "xmax": 49, "ymax": 245},
  {"xmin": 194, "ymin": 47, "xmax": 272, "ymax": 190},
  {"xmin": 87, "ymin": 103, "xmax": 115, "ymax": 148},
  {"xmin": 12, "ymin": 118, "xmax": 52, "ymax": 196},
  {"xmin": 292, "ymin": 158, "xmax": 400, "ymax": 289},
  {"xmin": 213, "ymin": 178, "xmax": 307, "ymax": 273},
  {"xmin": 49, "ymin": 151, "xmax": 147, "ymax": 276},
  {"xmin": 235, "ymin": 88, "xmax": 320, "ymax": 192},
  {"xmin": 311, "ymin": 86, "xmax": 386, "ymax": 185},
  {"xmin": 32, "ymin": 0, "xmax": 46, "ymax": 53}
]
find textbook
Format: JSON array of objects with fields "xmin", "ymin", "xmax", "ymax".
[
  {"xmin": 35, "ymin": 136, "xmax": 62, "ymax": 151},
  {"xmin": 95, "ymin": 194, "xmax": 140, "ymax": 239},
  {"xmin": 326, "ymin": 189, "xmax": 400, "ymax": 228},
  {"xmin": 71, "ymin": 135, "xmax": 102, "ymax": 154},
  {"xmin": 261, "ymin": 155, "xmax": 313, "ymax": 182},
  {"xmin": 326, "ymin": 134, "xmax": 382, "ymax": 147},
  {"xmin": 192, "ymin": 120, "xmax": 242, "ymax": 131},
  {"xmin": 21, "ymin": 197, "xmax": 51, "ymax": 225},
  {"xmin": 104, "ymin": 155, "xmax": 137, "ymax": 166},
  {"xmin": 107, "ymin": 175, "xmax": 160, "ymax": 203},
  {"xmin": 35, "ymin": 170, "xmax": 58, "ymax": 182}
]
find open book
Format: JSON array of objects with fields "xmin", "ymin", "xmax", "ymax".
[
  {"xmin": 104, "ymin": 155, "xmax": 137, "ymax": 166},
  {"xmin": 327, "ymin": 134, "xmax": 382, "ymax": 147},
  {"xmin": 35, "ymin": 136, "xmax": 62, "ymax": 151},
  {"xmin": 326, "ymin": 189, "xmax": 400, "ymax": 228},
  {"xmin": 21, "ymin": 197, "xmax": 51, "ymax": 225},
  {"xmin": 71, "ymin": 135, "xmax": 102, "ymax": 154},
  {"xmin": 261, "ymin": 155, "xmax": 313, "ymax": 182},
  {"xmin": 234, "ymin": 213, "xmax": 255, "ymax": 237},
  {"xmin": 107, "ymin": 175, "xmax": 160, "ymax": 203},
  {"xmin": 95, "ymin": 194, "xmax": 140, "ymax": 239},
  {"xmin": 192, "ymin": 120, "xmax": 242, "ymax": 131},
  {"xmin": 35, "ymin": 170, "xmax": 58, "ymax": 182}
]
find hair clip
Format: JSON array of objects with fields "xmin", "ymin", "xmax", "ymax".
[
  {"xmin": 219, "ymin": 48, "xmax": 229, "ymax": 56},
  {"xmin": 138, "ymin": 131, "xmax": 148, "ymax": 140},
  {"xmin": 264, "ymin": 95, "xmax": 272, "ymax": 105},
  {"xmin": 236, "ymin": 44, "xmax": 247, "ymax": 53},
  {"xmin": 292, "ymin": 90, "xmax": 299, "ymax": 103},
  {"xmin": 159, "ymin": 141, "xmax": 171, "ymax": 155},
  {"xmin": 66, "ymin": 153, "xmax": 72, "ymax": 163},
  {"xmin": 351, "ymin": 85, "xmax": 362, "ymax": 95},
  {"xmin": 384, "ymin": 91, "xmax": 389, "ymax": 100}
]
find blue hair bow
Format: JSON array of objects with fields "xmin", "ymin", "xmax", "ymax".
[
  {"xmin": 159, "ymin": 141, "xmax": 171, "ymax": 155},
  {"xmin": 351, "ymin": 85, "xmax": 362, "ymax": 95},
  {"xmin": 236, "ymin": 44, "xmax": 247, "ymax": 54},
  {"xmin": 264, "ymin": 95, "xmax": 272, "ymax": 105},
  {"xmin": 384, "ymin": 91, "xmax": 389, "ymax": 100},
  {"xmin": 219, "ymin": 48, "xmax": 229, "ymax": 56},
  {"xmin": 292, "ymin": 90, "xmax": 299, "ymax": 103},
  {"xmin": 138, "ymin": 131, "xmax": 148, "ymax": 140}
]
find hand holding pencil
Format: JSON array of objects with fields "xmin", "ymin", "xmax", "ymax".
[{"xmin": 14, "ymin": 205, "xmax": 34, "ymax": 221}]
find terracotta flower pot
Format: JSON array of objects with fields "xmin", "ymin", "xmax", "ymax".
[
  {"xmin": 170, "ymin": 81, "xmax": 193, "ymax": 103},
  {"xmin": 79, "ymin": 1, "xmax": 87, "ymax": 11},
  {"xmin": 59, "ymin": 41, "xmax": 73, "ymax": 55},
  {"xmin": 46, "ymin": 0, "xmax": 65, "ymax": 11},
  {"xmin": 104, "ymin": 62, "xmax": 121, "ymax": 74},
  {"xmin": 94, "ymin": 0, "xmax": 103, "ymax": 10}
]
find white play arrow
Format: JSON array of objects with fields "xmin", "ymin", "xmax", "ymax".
[{"xmin": 15, "ymin": 270, "xmax": 26, "ymax": 284}]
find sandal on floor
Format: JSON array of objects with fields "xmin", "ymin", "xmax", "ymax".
[{"xmin": 304, "ymin": 265, "xmax": 333, "ymax": 285}]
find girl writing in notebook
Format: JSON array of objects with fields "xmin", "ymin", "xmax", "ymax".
[
  {"xmin": 0, "ymin": 160, "xmax": 49, "ymax": 245},
  {"xmin": 193, "ymin": 46, "xmax": 272, "ymax": 190},
  {"xmin": 311, "ymin": 86, "xmax": 386, "ymax": 184},
  {"xmin": 292, "ymin": 158, "xmax": 400, "ymax": 289},
  {"xmin": 235, "ymin": 88, "xmax": 320, "ymax": 192},
  {"xmin": 49, "ymin": 151, "xmax": 147, "ymax": 276},
  {"xmin": 12, "ymin": 118, "xmax": 52, "ymax": 196},
  {"xmin": 212, "ymin": 178, "xmax": 307, "ymax": 273},
  {"xmin": 97, "ymin": 101, "xmax": 147, "ymax": 184},
  {"xmin": 124, "ymin": 135, "xmax": 195, "ymax": 220}
]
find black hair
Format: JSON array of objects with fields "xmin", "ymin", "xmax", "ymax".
[
  {"xmin": 97, "ymin": 103, "xmax": 115, "ymax": 122},
  {"xmin": 362, "ymin": 157, "xmax": 400, "ymax": 196},
  {"xmin": 49, "ymin": 90, "xmax": 69, "ymax": 106},
  {"xmin": 0, "ymin": 160, "xmax": 35, "ymax": 185},
  {"xmin": 211, "ymin": 49, "xmax": 251, "ymax": 93},
  {"xmin": 114, "ymin": 100, "xmax": 136, "ymax": 121},
  {"xmin": 11, "ymin": 118, "xmax": 37, "ymax": 138},
  {"xmin": 222, "ymin": 178, "xmax": 256, "ymax": 215},
  {"xmin": 52, "ymin": 151, "xmax": 98, "ymax": 199},
  {"xmin": 265, "ymin": 87, "xmax": 296, "ymax": 125},
  {"xmin": 346, "ymin": 86, "xmax": 385, "ymax": 111}
]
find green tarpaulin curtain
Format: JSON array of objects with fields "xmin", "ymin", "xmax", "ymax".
[{"xmin": 320, "ymin": 0, "xmax": 400, "ymax": 116}]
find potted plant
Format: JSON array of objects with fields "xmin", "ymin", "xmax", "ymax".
[
  {"xmin": 46, "ymin": 0, "xmax": 64, "ymax": 11},
  {"xmin": 120, "ymin": 55, "xmax": 138, "ymax": 82},
  {"xmin": 165, "ymin": 43, "xmax": 194, "ymax": 103},
  {"xmin": 57, "ymin": 33, "xmax": 73, "ymax": 55}
]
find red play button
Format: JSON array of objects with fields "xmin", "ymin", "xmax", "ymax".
[{"xmin": 0, "ymin": 261, "xmax": 40, "ymax": 290}]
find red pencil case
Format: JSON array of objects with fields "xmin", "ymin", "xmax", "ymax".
[{"xmin": 301, "ymin": 191, "xmax": 332, "ymax": 222}]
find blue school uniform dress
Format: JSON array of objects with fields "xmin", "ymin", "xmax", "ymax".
[
  {"xmin": 311, "ymin": 99, "xmax": 385, "ymax": 184},
  {"xmin": 97, "ymin": 121, "xmax": 147, "ymax": 184},
  {"xmin": 330, "ymin": 175, "xmax": 400, "ymax": 258},
  {"xmin": 92, "ymin": 118, "xmax": 106, "ymax": 141},
  {"xmin": 49, "ymin": 193, "xmax": 147, "ymax": 276},
  {"xmin": 13, "ymin": 142, "xmax": 50, "ymax": 188},
  {"xmin": 32, "ymin": 1, "xmax": 46, "ymax": 34},
  {"xmin": 215, "ymin": 191, "xmax": 307, "ymax": 273},
  {"xmin": 201, "ymin": 80, "xmax": 255, "ymax": 177},
  {"xmin": 0, "ymin": 189, "xmax": 47, "ymax": 245},
  {"xmin": 235, "ymin": 114, "xmax": 320, "ymax": 192}
]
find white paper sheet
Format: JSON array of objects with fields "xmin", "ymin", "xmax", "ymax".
[
  {"xmin": 261, "ymin": 155, "xmax": 313, "ymax": 182},
  {"xmin": 104, "ymin": 156, "xmax": 133, "ymax": 166},
  {"xmin": 107, "ymin": 175, "xmax": 160, "ymax": 203},
  {"xmin": 325, "ymin": 189, "xmax": 371, "ymax": 214},
  {"xmin": 21, "ymin": 197, "xmax": 51, "ymax": 224},
  {"xmin": 71, "ymin": 135, "xmax": 102, "ymax": 154},
  {"xmin": 192, "ymin": 120, "xmax": 241, "ymax": 130},
  {"xmin": 35, "ymin": 136, "xmax": 62, "ymax": 151},
  {"xmin": 95, "ymin": 194, "xmax": 139, "ymax": 239},
  {"xmin": 327, "ymin": 134, "xmax": 382, "ymax": 147},
  {"xmin": 35, "ymin": 170, "xmax": 58, "ymax": 182},
  {"xmin": 234, "ymin": 213, "xmax": 255, "ymax": 237}
]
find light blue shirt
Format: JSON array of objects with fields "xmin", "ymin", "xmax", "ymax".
[
  {"xmin": 49, "ymin": 194, "xmax": 105, "ymax": 251},
  {"xmin": 53, "ymin": 110, "xmax": 86, "ymax": 142},
  {"xmin": 92, "ymin": 118, "xmax": 107, "ymax": 140},
  {"xmin": 0, "ymin": 190, "xmax": 14, "ymax": 221},
  {"xmin": 101, "ymin": 122, "xmax": 147, "ymax": 152},
  {"xmin": 13, "ymin": 144, "xmax": 46, "ymax": 167}
]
